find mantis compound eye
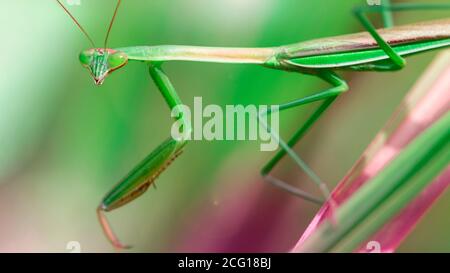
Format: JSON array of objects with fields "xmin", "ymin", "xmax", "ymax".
[
  {"xmin": 79, "ymin": 49, "xmax": 94, "ymax": 66},
  {"xmin": 107, "ymin": 51, "xmax": 128, "ymax": 70}
]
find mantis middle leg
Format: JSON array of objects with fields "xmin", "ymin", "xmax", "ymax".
[{"xmin": 259, "ymin": 70, "xmax": 348, "ymax": 204}]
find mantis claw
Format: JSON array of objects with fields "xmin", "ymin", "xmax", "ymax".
[{"xmin": 97, "ymin": 206, "xmax": 131, "ymax": 250}]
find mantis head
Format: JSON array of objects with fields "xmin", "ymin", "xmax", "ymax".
[
  {"xmin": 79, "ymin": 48, "xmax": 128, "ymax": 86},
  {"xmin": 57, "ymin": 0, "xmax": 124, "ymax": 85}
]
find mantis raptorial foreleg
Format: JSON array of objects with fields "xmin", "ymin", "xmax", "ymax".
[
  {"xmin": 97, "ymin": 63, "xmax": 189, "ymax": 249},
  {"xmin": 258, "ymin": 70, "xmax": 348, "ymax": 204}
]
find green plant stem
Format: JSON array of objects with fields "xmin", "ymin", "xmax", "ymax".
[
  {"xmin": 333, "ymin": 141, "xmax": 449, "ymax": 252},
  {"xmin": 296, "ymin": 111, "xmax": 450, "ymax": 253}
]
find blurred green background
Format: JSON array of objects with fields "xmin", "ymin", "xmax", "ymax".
[{"xmin": 0, "ymin": 0, "xmax": 448, "ymax": 252}]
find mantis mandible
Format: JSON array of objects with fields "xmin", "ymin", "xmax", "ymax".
[{"xmin": 55, "ymin": 0, "xmax": 450, "ymax": 249}]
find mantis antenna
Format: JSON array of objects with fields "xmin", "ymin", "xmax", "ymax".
[
  {"xmin": 55, "ymin": 0, "xmax": 96, "ymax": 48},
  {"xmin": 104, "ymin": 0, "xmax": 122, "ymax": 49}
]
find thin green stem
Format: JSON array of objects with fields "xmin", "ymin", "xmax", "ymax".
[{"xmin": 295, "ymin": 111, "xmax": 450, "ymax": 252}]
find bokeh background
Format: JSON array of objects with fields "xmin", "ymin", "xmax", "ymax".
[{"xmin": 0, "ymin": 0, "xmax": 449, "ymax": 252}]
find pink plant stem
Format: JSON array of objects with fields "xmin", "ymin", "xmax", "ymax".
[
  {"xmin": 358, "ymin": 167, "xmax": 449, "ymax": 253},
  {"xmin": 293, "ymin": 51, "xmax": 450, "ymax": 253}
]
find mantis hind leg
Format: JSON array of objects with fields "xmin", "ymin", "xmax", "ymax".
[
  {"xmin": 354, "ymin": 1, "xmax": 450, "ymax": 69},
  {"xmin": 380, "ymin": 0, "xmax": 394, "ymax": 28},
  {"xmin": 259, "ymin": 70, "xmax": 348, "ymax": 205},
  {"xmin": 97, "ymin": 64, "xmax": 189, "ymax": 250}
]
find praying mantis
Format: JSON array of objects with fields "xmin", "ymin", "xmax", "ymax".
[{"xmin": 55, "ymin": 0, "xmax": 450, "ymax": 249}]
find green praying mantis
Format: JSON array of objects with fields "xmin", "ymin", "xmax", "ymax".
[{"xmin": 55, "ymin": 0, "xmax": 450, "ymax": 249}]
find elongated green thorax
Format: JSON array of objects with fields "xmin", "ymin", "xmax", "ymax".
[{"xmin": 79, "ymin": 48, "xmax": 128, "ymax": 85}]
